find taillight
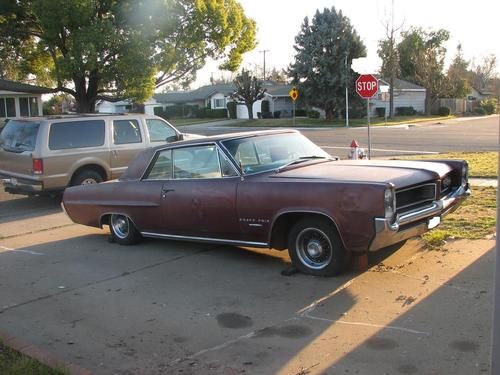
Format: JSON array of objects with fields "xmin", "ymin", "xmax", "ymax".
[{"xmin": 33, "ymin": 158, "xmax": 43, "ymax": 174}]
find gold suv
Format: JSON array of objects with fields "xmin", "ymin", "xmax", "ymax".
[{"xmin": 0, "ymin": 114, "xmax": 198, "ymax": 195}]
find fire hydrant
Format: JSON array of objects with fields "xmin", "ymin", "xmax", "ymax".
[{"xmin": 348, "ymin": 139, "xmax": 366, "ymax": 160}]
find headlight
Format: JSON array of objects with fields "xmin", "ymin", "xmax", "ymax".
[
  {"xmin": 461, "ymin": 163, "xmax": 468, "ymax": 186},
  {"xmin": 384, "ymin": 186, "xmax": 396, "ymax": 221}
]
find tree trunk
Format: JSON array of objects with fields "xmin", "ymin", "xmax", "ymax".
[
  {"xmin": 247, "ymin": 103, "xmax": 253, "ymax": 119},
  {"xmin": 425, "ymin": 88, "xmax": 432, "ymax": 115},
  {"xmin": 73, "ymin": 73, "xmax": 99, "ymax": 113},
  {"xmin": 389, "ymin": 75, "xmax": 394, "ymax": 118}
]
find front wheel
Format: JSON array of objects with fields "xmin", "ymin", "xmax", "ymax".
[
  {"xmin": 288, "ymin": 218, "xmax": 347, "ymax": 277},
  {"xmin": 110, "ymin": 214, "xmax": 142, "ymax": 245}
]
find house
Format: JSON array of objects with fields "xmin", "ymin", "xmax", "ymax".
[
  {"xmin": 147, "ymin": 84, "xmax": 236, "ymax": 116},
  {"xmin": 97, "ymin": 82, "xmax": 298, "ymax": 119},
  {"xmin": 0, "ymin": 79, "xmax": 52, "ymax": 119},
  {"xmin": 371, "ymin": 78, "xmax": 426, "ymax": 116}
]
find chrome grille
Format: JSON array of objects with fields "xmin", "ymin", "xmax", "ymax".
[{"xmin": 396, "ymin": 183, "xmax": 436, "ymax": 212}]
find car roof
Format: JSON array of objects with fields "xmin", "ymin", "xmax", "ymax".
[
  {"xmin": 5, "ymin": 113, "xmax": 157, "ymax": 123},
  {"xmin": 151, "ymin": 128, "xmax": 301, "ymax": 151}
]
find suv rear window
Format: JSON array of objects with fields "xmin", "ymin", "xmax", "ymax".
[
  {"xmin": 49, "ymin": 120, "xmax": 105, "ymax": 150},
  {"xmin": 0, "ymin": 120, "xmax": 40, "ymax": 153}
]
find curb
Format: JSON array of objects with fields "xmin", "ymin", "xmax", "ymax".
[{"xmin": 0, "ymin": 330, "xmax": 92, "ymax": 375}]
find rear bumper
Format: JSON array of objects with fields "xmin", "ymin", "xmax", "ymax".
[
  {"xmin": 0, "ymin": 174, "xmax": 43, "ymax": 195},
  {"xmin": 369, "ymin": 184, "xmax": 470, "ymax": 251}
]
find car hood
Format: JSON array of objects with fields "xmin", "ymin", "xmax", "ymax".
[{"xmin": 272, "ymin": 159, "xmax": 453, "ymax": 189}]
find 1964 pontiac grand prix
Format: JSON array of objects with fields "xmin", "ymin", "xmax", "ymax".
[{"xmin": 62, "ymin": 129, "xmax": 470, "ymax": 276}]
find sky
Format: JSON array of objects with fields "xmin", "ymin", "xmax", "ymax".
[{"xmin": 193, "ymin": 0, "xmax": 500, "ymax": 87}]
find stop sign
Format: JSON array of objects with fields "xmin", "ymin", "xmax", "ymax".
[{"xmin": 355, "ymin": 74, "xmax": 379, "ymax": 98}]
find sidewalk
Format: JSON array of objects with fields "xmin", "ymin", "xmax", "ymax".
[{"xmin": 469, "ymin": 178, "xmax": 498, "ymax": 187}]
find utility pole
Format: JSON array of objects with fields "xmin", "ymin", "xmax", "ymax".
[
  {"xmin": 345, "ymin": 54, "xmax": 349, "ymax": 128},
  {"xmin": 259, "ymin": 50, "xmax": 270, "ymax": 80}
]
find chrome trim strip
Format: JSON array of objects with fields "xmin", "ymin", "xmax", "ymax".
[{"xmin": 140, "ymin": 231, "xmax": 268, "ymax": 247}]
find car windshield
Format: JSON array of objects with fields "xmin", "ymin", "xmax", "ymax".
[
  {"xmin": 0, "ymin": 120, "xmax": 40, "ymax": 153},
  {"xmin": 222, "ymin": 133, "xmax": 331, "ymax": 175}
]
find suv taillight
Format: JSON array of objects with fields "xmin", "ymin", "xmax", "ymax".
[{"xmin": 33, "ymin": 158, "xmax": 43, "ymax": 174}]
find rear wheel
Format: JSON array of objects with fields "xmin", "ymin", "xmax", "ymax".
[
  {"xmin": 110, "ymin": 214, "xmax": 141, "ymax": 245},
  {"xmin": 288, "ymin": 218, "xmax": 347, "ymax": 277},
  {"xmin": 72, "ymin": 169, "xmax": 104, "ymax": 186}
]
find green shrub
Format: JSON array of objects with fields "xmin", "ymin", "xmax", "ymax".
[
  {"xmin": 227, "ymin": 101, "xmax": 237, "ymax": 119},
  {"xmin": 294, "ymin": 109, "xmax": 307, "ymax": 117},
  {"xmin": 479, "ymin": 98, "xmax": 498, "ymax": 115},
  {"xmin": 273, "ymin": 110, "xmax": 281, "ymax": 119},
  {"xmin": 375, "ymin": 107, "xmax": 386, "ymax": 117},
  {"xmin": 261, "ymin": 100, "xmax": 270, "ymax": 113},
  {"xmin": 154, "ymin": 106, "xmax": 164, "ymax": 117},
  {"xmin": 396, "ymin": 106, "xmax": 416, "ymax": 116},
  {"xmin": 262, "ymin": 111, "xmax": 273, "ymax": 118},
  {"xmin": 438, "ymin": 106, "xmax": 451, "ymax": 116},
  {"xmin": 205, "ymin": 108, "xmax": 228, "ymax": 118},
  {"xmin": 307, "ymin": 110, "xmax": 320, "ymax": 119},
  {"xmin": 475, "ymin": 107, "xmax": 486, "ymax": 115}
]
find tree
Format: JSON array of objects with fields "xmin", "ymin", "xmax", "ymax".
[
  {"xmin": 231, "ymin": 69, "xmax": 266, "ymax": 120},
  {"xmin": 443, "ymin": 44, "xmax": 470, "ymax": 98},
  {"xmin": 0, "ymin": 0, "xmax": 256, "ymax": 113},
  {"xmin": 288, "ymin": 7, "xmax": 366, "ymax": 120},
  {"xmin": 377, "ymin": 2, "xmax": 403, "ymax": 118},
  {"xmin": 470, "ymin": 55, "xmax": 497, "ymax": 91},
  {"xmin": 398, "ymin": 27, "xmax": 449, "ymax": 114}
]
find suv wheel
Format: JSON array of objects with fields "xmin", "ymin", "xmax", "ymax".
[{"xmin": 72, "ymin": 170, "xmax": 104, "ymax": 186}]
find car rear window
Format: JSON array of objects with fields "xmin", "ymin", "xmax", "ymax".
[
  {"xmin": 0, "ymin": 120, "xmax": 40, "ymax": 153},
  {"xmin": 49, "ymin": 120, "xmax": 105, "ymax": 150}
]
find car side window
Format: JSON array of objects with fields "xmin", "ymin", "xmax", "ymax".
[
  {"xmin": 173, "ymin": 145, "xmax": 221, "ymax": 179},
  {"xmin": 113, "ymin": 119, "xmax": 142, "ymax": 144},
  {"xmin": 219, "ymin": 150, "xmax": 238, "ymax": 177},
  {"xmin": 49, "ymin": 120, "xmax": 105, "ymax": 150},
  {"xmin": 146, "ymin": 119, "xmax": 178, "ymax": 142},
  {"xmin": 146, "ymin": 149, "xmax": 172, "ymax": 180}
]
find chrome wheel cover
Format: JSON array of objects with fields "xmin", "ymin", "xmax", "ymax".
[
  {"xmin": 111, "ymin": 214, "xmax": 129, "ymax": 239},
  {"xmin": 81, "ymin": 178, "xmax": 98, "ymax": 185},
  {"xmin": 295, "ymin": 227, "xmax": 333, "ymax": 270}
]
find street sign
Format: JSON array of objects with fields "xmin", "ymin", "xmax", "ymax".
[
  {"xmin": 355, "ymin": 74, "xmax": 379, "ymax": 98},
  {"xmin": 289, "ymin": 87, "xmax": 298, "ymax": 101}
]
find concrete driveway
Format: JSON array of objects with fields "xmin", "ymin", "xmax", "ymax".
[{"xmin": 0, "ymin": 189, "xmax": 494, "ymax": 374}]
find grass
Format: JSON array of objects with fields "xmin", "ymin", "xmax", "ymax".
[
  {"xmin": 228, "ymin": 115, "xmax": 454, "ymax": 128},
  {"xmin": 0, "ymin": 341, "xmax": 67, "ymax": 375},
  {"xmin": 422, "ymin": 186, "xmax": 497, "ymax": 249},
  {"xmin": 395, "ymin": 152, "xmax": 498, "ymax": 178}
]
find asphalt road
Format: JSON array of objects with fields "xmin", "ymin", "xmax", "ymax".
[{"xmin": 178, "ymin": 115, "xmax": 499, "ymax": 158}]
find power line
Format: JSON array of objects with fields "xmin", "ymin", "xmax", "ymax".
[{"xmin": 259, "ymin": 50, "xmax": 270, "ymax": 80}]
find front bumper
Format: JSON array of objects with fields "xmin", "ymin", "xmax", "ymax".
[{"xmin": 369, "ymin": 184, "xmax": 470, "ymax": 251}]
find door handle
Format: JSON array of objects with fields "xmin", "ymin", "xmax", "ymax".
[{"xmin": 161, "ymin": 188, "xmax": 174, "ymax": 198}]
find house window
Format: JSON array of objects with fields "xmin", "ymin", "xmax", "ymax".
[
  {"xmin": 29, "ymin": 97, "xmax": 39, "ymax": 116},
  {"xmin": 0, "ymin": 97, "xmax": 16, "ymax": 117},
  {"xmin": 213, "ymin": 98, "xmax": 225, "ymax": 108},
  {"xmin": 20, "ymin": 97, "xmax": 29, "ymax": 116},
  {"xmin": 19, "ymin": 97, "xmax": 39, "ymax": 117}
]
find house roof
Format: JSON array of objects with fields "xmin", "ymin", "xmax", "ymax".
[
  {"xmin": 154, "ymin": 84, "xmax": 236, "ymax": 104},
  {"xmin": 378, "ymin": 77, "xmax": 426, "ymax": 91},
  {"xmin": 266, "ymin": 84, "xmax": 293, "ymax": 96},
  {"xmin": 0, "ymin": 79, "xmax": 53, "ymax": 94}
]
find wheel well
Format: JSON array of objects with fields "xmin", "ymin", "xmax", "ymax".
[
  {"xmin": 100, "ymin": 213, "xmax": 111, "ymax": 227},
  {"xmin": 270, "ymin": 212, "xmax": 342, "ymax": 250},
  {"xmin": 71, "ymin": 164, "xmax": 107, "ymax": 185}
]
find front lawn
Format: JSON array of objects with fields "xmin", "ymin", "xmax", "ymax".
[
  {"xmin": 395, "ymin": 152, "xmax": 498, "ymax": 178},
  {"xmin": 0, "ymin": 340, "xmax": 67, "ymax": 375}
]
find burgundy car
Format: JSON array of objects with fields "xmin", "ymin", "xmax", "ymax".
[{"xmin": 62, "ymin": 129, "xmax": 470, "ymax": 276}]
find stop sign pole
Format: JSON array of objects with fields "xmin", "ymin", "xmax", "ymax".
[{"xmin": 355, "ymin": 74, "xmax": 379, "ymax": 159}]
